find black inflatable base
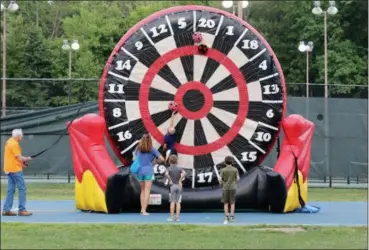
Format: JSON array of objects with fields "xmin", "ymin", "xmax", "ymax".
[{"xmin": 104, "ymin": 166, "xmax": 288, "ymax": 214}]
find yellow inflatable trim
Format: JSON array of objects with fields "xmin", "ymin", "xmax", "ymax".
[
  {"xmin": 284, "ymin": 170, "xmax": 308, "ymax": 213},
  {"xmin": 75, "ymin": 170, "xmax": 107, "ymax": 213}
]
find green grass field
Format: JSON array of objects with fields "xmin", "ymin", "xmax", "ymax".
[
  {"xmin": 1, "ymin": 223, "xmax": 367, "ymax": 249},
  {"xmin": 1, "ymin": 183, "xmax": 368, "ymax": 249},
  {"xmin": 1, "ymin": 183, "xmax": 368, "ymax": 201}
]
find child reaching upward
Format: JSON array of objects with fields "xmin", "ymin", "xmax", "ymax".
[{"xmin": 163, "ymin": 112, "xmax": 177, "ymax": 163}]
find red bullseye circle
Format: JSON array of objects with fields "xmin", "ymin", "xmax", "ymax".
[
  {"xmin": 139, "ymin": 46, "xmax": 249, "ymax": 155},
  {"xmin": 175, "ymin": 81, "xmax": 213, "ymax": 120}
]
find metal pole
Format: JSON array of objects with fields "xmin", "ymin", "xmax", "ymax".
[
  {"xmin": 324, "ymin": 12, "xmax": 328, "ymax": 99},
  {"xmin": 237, "ymin": 1, "xmax": 243, "ymax": 19},
  {"xmin": 35, "ymin": 1, "xmax": 39, "ymax": 27},
  {"xmin": 323, "ymin": 11, "xmax": 331, "ymax": 187},
  {"xmin": 306, "ymin": 50, "xmax": 309, "ymax": 97},
  {"xmin": 305, "ymin": 50, "xmax": 309, "ymax": 119},
  {"xmin": 2, "ymin": 10, "xmax": 7, "ymax": 118},
  {"xmin": 68, "ymin": 49, "xmax": 72, "ymax": 105}
]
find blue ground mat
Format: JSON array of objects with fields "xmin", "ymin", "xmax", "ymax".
[
  {"xmin": 1, "ymin": 200, "xmax": 367, "ymax": 226},
  {"xmin": 294, "ymin": 204, "xmax": 320, "ymax": 213}
]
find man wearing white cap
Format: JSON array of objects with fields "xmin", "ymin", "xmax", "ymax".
[{"xmin": 2, "ymin": 129, "xmax": 33, "ymax": 216}]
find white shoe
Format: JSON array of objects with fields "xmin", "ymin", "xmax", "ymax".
[
  {"xmin": 223, "ymin": 217, "xmax": 228, "ymax": 224},
  {"xmin": 167, "ymin": 216, "xmax": 174, "ymax": 222}
]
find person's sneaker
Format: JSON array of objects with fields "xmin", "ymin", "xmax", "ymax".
[
  {"xmin": 2, "ymin": 211, "xmax": 17, "ymax": 216},
  {"xmin": 167, "ymin": 216, "xmax": 174, "ymax": 222},
  {"xmin": 175, "ymin": 217, "xmax": 180, "ymax": 222},
  {"xmin": 18, "ymin": 211, "xmax": 33, "ymax": 216},
  {"xmin": 229, "ymin": 216, "xmax": 236, "ymax": 222},
  {"xmin": 223, "ymin": 216, "xmax": 229, "ymax": 225}
]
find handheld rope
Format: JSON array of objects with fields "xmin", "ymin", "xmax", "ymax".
[
  {"xmin": 30, "ymin": 82, "xmax": 89, "ymax": 158},
  {"xmin": 276, "ymin": 136, "xmax": 281, "ymax": 158}
]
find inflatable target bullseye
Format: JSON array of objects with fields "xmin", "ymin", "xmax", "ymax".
[{"xmin": 69, "ymin": 5, "xmax": 315, "ymax": 214}]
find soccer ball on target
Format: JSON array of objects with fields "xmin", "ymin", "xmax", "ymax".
[
  {"xmin": 192, "ymin": 32, "xmax": 203, "ymax": 43},
  {"xmin": 168, "ymin": 101, "xmax": 178, "ymax": 112}
]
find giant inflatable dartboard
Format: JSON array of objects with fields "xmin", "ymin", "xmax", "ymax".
[{"xmin": 99, "ymin": 6, "xmax": 286, "ymax": 190}]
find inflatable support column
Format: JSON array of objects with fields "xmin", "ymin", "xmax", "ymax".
[
  {"xmin": 274, "ymin": 114, "xmax": 315, "ymax": 212},
  {"xmin": 68, "ymin": 114, "xmax": 121, "ymax": 213}
]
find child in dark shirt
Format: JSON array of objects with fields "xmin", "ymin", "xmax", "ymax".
[{"xmin": 163, "ymin": 112, "xmax": 177, "ymax": 164}]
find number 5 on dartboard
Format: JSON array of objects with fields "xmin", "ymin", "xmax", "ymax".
[{"xmin": 177, "ymin": 17, "xmax": 186, "ymax": 29}]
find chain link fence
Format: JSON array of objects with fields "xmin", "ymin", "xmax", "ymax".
[{"xmin": 0, "ymin": 79, "xmax": 368, "ymax": 187}]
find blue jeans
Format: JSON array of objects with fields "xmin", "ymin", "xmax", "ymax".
[{"xmin": 2, "ymin": 171, "xmax": 27, "ymax": 212}]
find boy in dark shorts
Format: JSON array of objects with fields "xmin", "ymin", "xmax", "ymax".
[
  {"xmin": 165, "ymin": 155, "xmax": 186, "ymax": 222},
  {"xmin": 163, "ymin": 112, "xmax": 177, "ymax": 165},
  {"xmin": 220, "ymin": 156, "xmax": 240, "ymax": 224}
]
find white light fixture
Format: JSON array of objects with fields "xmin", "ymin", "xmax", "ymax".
[
  {"xmin": 7, "ymin": 1, "xmax": 19, "ymax": 12},
  {"xmin": 71, "ymin": 40, "xmax": 80, "ymax": 51},
  {"xmin": 299, "ymin": 41, "xmax": 314, "ymax": 53},
  {"xmin": 298, "ymin": 41, "xmax": 307, "ymax": 52},
  {"xmin": 327, "ymin": 1, "xmax": 338, "ymax": 15},
  {"xmin": 1, "ymin": 3, "xmax": 5, "ymax": 12},
  {"xmin": 222, "ymin": 1, "xmax": 249, "ymax": 9},
  {"xmin": 242, "ymin": 1, "xmax": 249, "ymax": 8},
  {"xmin": 306, "ymin": 41, "xmax": 314, "ymax": 52},
  {"xmin": 222, "ymin": 1, "xmax": 233, "ymax": 9},
  {"xmin": 62, "ymin": 39, "xmax": 70, "ymax": 51},
  {"xmin": 312, "ymin": 1, "xmax": 323, "ymax": 15}
]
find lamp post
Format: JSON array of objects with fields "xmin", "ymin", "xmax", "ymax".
[
  {"xmin": 312, "ymin": 0, "xmax": 338, "ymax": 99},
  {"xmin": 1, "ymin": 1, "xmax": 19, "ymax": 118},
  {"xmin": 62, "ymin": 39, "xmax": 80, "ymax": 105},
  {"xmin": 222, "ymin": 1, "xmax": 249, "ymax": 19},
  {"xmin": 298, "ymin": 41, "xmax": 314, "ymax": 120},
  {"xmin": 312, "ymin": 0, "xmax": 338, "ymax": 187},
  {"xmin": 298, "ymin": 41, "xmax": 314, "ymax": 98}
]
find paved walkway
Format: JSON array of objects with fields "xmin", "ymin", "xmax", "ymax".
[{"xmin": 1, "ymin": 200, "xmax": 367, "ymax": 226}]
